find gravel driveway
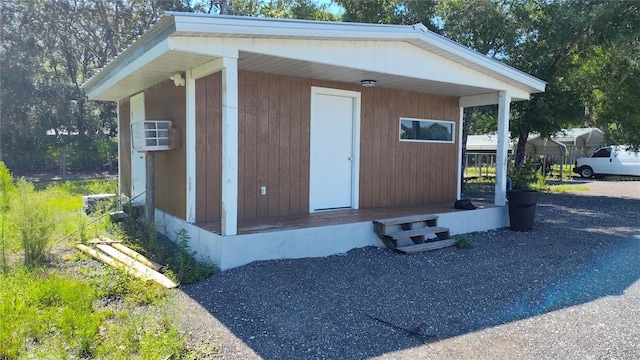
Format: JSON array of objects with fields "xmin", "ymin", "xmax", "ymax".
[{"xmin": 176, "ymin": 180, "xmax": 640, "ymax": 359}]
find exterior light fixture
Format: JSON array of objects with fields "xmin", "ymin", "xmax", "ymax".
[
  {"xmin": 360, "ymin": 80, "xmax": 376, "ymax": 87},
  {"xmin": 169, "ymin": 73, "xmax": 185, "ymax": 86}
]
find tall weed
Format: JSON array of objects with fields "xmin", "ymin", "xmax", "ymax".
[
  {"xmin": 0, "ymin": 162, "xmax": 14, "ymax": 272},
  {"xmin": 11, "ymin": 180, "xmax": 57, "ymax": 267}
]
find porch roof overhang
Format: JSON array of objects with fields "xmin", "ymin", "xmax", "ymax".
[{"xmin": 83, "ymin": 13, "xmax": 546, "ymax": 103}]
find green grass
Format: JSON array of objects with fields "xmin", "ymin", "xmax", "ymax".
[
  {"xmin": 464, "ymin": 166, "xmax": 496, "ymax": 177},
  {"xmin": 47, "ymin": 178, "xmax": 118, "ymax": 195},
  {"xmin": 0, "ymin": 268, "xmax": 203, "ymax": 359},
  {"xmin": 548, "ymin": 184, "xmax": 590, "ymax": 193},
  {"xmin": 0, "ymin": 269, "xmax": 103, "ymax": 358},
  {"xmin": 0, "ymin": 167, "xmax": 219, "ymax": 359}
]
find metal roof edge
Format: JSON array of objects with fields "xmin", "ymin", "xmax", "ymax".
[
  {"xmin": 82, "ymin": 15, "xmax": 176, "ymax": 92},
  {"xmin": 409, "ymin": 28, "xmax": 546, "ymax": 93},
  {"xmin": 83, "ymin": 12, "xmax": 546, "ymax": 98}
]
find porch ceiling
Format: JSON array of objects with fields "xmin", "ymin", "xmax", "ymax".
[
  {"xmin": 93, "ymin": 49, "xmax": 499, "ymax": 102},
  {"xmin": 238, "ymin": 52, "xmax": 496, "ymax": 98}
]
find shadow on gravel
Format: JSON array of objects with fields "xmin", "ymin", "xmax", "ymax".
[{"xmin": 181, "ymin": 193, "xmax": 639, "ymax": 359}]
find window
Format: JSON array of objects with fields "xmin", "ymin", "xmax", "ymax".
[
  {"xmin": 399, "ymin": 118, "xmax": 455, "ymax": 143},
  {"xmin": 591, "ymin": 147, "xmax": 611, "ymax": 158}
]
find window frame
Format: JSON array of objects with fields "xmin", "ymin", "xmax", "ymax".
[
  {"xmin": 591, "ymin": 147, "xmax": 611, "ymax": 158},
  {"xmin": 398, "ymin": 117, "xmax": 456, "ymax": 144}
]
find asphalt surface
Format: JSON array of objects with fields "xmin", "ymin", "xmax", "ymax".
[{"xmin": 176, "ymin": 180, "xmax": 640, "ymax": 359}]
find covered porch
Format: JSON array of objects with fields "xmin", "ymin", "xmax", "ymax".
[
  {"xmin": 197, "ymin": 201, "xmax": 497, "ymax": 235},
  {"xmin": 157, "ymin": 202, "xmax": 507, "ymax": 271}
]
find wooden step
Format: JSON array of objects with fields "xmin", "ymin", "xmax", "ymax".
[
  {"xmin": 373, "ymin": 214, "xmax": 438, "ymax": 227},
  {"xmin": 385, "ymin": 226, "xmax": 450, "ymax": 241},
  {"xmin": 395, "ymin": 239, "xmax": 456, "ymax": 254}
]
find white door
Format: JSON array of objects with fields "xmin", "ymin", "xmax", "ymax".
[
  {"xmin": 309, "ymin": 87, "xmax": 360, "ymax": 212},
  {"xmin": 130, "ymin": 93, "xmax": 146, "ymax": 205}
]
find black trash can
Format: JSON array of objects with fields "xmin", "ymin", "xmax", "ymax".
[{"xmin": 506, "ymin": 189, "xmax": 539, "ymax": 231}]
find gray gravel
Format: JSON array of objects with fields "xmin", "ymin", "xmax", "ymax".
[{"xmin": 176, "ymin": 180, "xmax": 640, "ymax": 359}]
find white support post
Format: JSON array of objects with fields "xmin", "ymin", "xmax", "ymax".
[
  {"xmin": 221, "ymin": 57, "xmax": 239, "ymax": 236},
  {"xmin": 116, "ymin": 102, "xmax": 122, "ymax": 202},
  {"xmin": 495, "ymin": 91, "xmax": 511, "ymax": 206},
  {"xmin": 457, "ymin": 107, "xmax": 464, "ymax": 200},
  {"xmin": 185, "ymin": 70, "xmax": 197, "ymax": 223}
]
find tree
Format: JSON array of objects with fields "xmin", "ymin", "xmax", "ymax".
[
  {"xmin": 435, "ymin": 1, "xmax": 631, "ymax": 164},
  {"xmin": 435, "ymin": 0, "xmax": 522, "ymax": 178},
  {"xmin": 579, "ymin": 1, "xmax": 640, "ymax": 149},
  {"xmin": 0, "ymin": 0, "xmax": 195, "ymax": 174},
  {"xmin": 194, "ymin": 0, "xmax": 338, "ymax": 20},
  {"xmin": 337, "ymin": 0, "xmax": 437, "ymax": 27},
  {"xmin": 505, "ymin": 0, "xmax": 600, "ymax": 164}
]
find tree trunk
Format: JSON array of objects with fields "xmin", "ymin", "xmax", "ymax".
[
  {"xmin": 61, "ymin": 151, "xmax": 67, "ymax": 180},
  {"xmin": 515, "ymin": 132, "xmax": 529, "ymax": 166}
]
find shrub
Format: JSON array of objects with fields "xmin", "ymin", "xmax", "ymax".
[
  {"xmin": 455, "ymin": 234, "xmax": 472, "ymax": 249},
  {"xmin": 507, "ymin": 159, "xmax": 539, "ymax": 190},
  {"xmin": 173, "ymin": 229, "xmax": 216, "ymax": 284},
  {"xmin": 11, "ymin": 179, "xmax": 57, "ymax": 267}
]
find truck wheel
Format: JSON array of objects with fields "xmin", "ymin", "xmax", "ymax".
[{"xmin": 580, "ymin": 166, "xmax": 593, "ymax": 178}]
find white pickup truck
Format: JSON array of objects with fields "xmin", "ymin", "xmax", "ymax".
[{"xmin": 573, "ymin": 146, "xmax": 640, "ymax": 178}]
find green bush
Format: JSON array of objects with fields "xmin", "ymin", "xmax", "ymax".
[
  {"xmin": 455, "ymin": 234, "xmax": 472, "ymax": 249},
  {"xmin": 11, "ymin": 180, "xmax": 57, "ymax": 267},
  {"xmin": 174, "ymin": 229, "xmax": 216, "ymax": 284},
  {"xmin": 507, "ymin": 159, "xmax": 539, "ymax": 190}
]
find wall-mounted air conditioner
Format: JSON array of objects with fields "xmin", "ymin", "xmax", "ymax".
[{"xmin": 131, "ymin": 120, "xmax": 179, "ymax": 151}]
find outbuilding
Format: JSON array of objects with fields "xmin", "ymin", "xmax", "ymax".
[{"xmin": 83, "ymin": 13, "xmax": 546, "ymax": 270}]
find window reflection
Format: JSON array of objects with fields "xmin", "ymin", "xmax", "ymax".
[{"xmin": 400, "ymin": 118, "xmax": 454, "ymax": 142}]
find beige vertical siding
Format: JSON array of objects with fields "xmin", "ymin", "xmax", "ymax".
[
  {"xmin": 144, "ymin": 80, "xmax": 187, "ymax": 219},
  {"xmin": 194, "ymin": 70, "xmax": 459, "ymax": 223}
]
